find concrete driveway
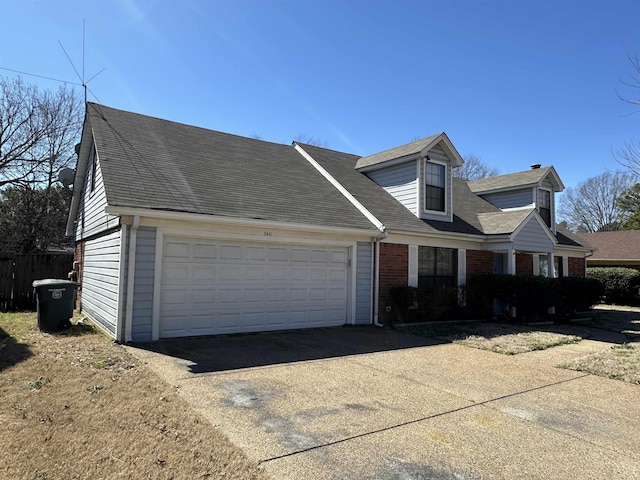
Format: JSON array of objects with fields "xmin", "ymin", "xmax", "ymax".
[{"xmin": 127, "ymin": 326, "xmax": 640, "ymax": 479}]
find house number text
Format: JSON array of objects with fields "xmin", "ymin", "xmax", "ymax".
[{"xmin": 263, "ymin": 231, "xmax": 272, "ymax": 236}]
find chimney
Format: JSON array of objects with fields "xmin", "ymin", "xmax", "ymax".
[{"xmin": 530, "ymin": 163, "xmax": 541, "ymax": 169}]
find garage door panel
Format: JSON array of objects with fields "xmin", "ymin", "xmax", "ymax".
[
  {"xmin": 310, "ymin": 249, "xmax": 329, "ymax": 263},
  {"xmin": 160, "ymin": 237, "xmax": 349, "ymax": 338},
  {"xmin": 330, "ymin": 288, "xmax": 347, "ymax": 301},
  {"xmin": 218, "ymin": 312, "xmax": 242, "ymax": 329},
  {"xmin": 310, "ymin": 288, "xmax": 328, "ymax": 301},
  {"xmin": 193, "ymin": 244, "xmax": 216, "ymax": 258},
  {"xmin": 309, "ymin": 268, "xmax": 328, "ymax": 281},
  {"xmin": 290, "ymin": 249, "xmax": 309, "ymax": 262},
  {"xmin": 245, "ymin": 266, "xmax": 267, "ymax": 281},
  {"xmin": 330, "ymin": 269, "xmax": 347, "ymax": 282},
  {"xmin": 163, "ymin": 289, "xmax": 188, "ymax": 306},
  {"xmin": 192, "ymin": 288, "xmax": 215, "ymax": 304},
  {"xmin": 243, "ymin": 312, "xmax": 264, "ymax": 328},
  {"xmin": 164, "ymin": 265, "xmax": 189, "ymax": 282},
  {"xmin": 220, "ymin": 245, "xmax": 242, "ymax": 260},
  {"xmin": 193, "ymin": 265, "xmax": 216, "ymax": 281},
  {"xmin": 244, "ymin": 289, "xmax": 265, "ymax": 303},
  {"xmin": 289, "ymin": 288, "xmax": 308, "ymax": 302},
  {"xmin": 331, "ymin": 250, "xmax": 348, "ymax": 263},
  {"xmin": 268, "ymin": 247, "xmax": 288, "ymax": 262},
  {"xmin": 291, "ymin": 268, "xmax": 309, "ymax": 282},
  {"xmin": 246, "ymin": 246, "xmax": 267, "ymax": 261},
  {"xmin": 165, "ymin": 242, "xmax": 189, "ymax": 258},
  {"xmin": 265, "ymin": 312, "xmax": 287, "ymax": 327},
  {"xmin": 219, "ymin": 288, "xmax": 242, "ymax": 303},
  {"xmin": 219, "ymin": 265, "xmax": 242, "ymax": 281}
]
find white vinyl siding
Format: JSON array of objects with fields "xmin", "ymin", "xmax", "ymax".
[
  {"xmin": 122, "ymin": 227, "xmax": 157, "ymax": 342},
  {"xmin": 367, "ymin": 161, "xmax": 418, "ymax": 215},
  {"xmin": 355, "ymin": 242, "xmax": 372, "ymax": 325},
  {"xmin": 74, "ymin": 144, "xmax": 119, "ymax": 240},
  {"xmin": 81, "ymin": 229, "xmax": 122, "ymax": 336},
  {"xmin": 160, "ymin": 237, "xmax": 350, "ymax": 338},
  {"xmin": 480, "ymin": 189, "xmax": 534, "ymax": 210},
  {"xmin": 513, "ymin": 218, "xmax": 554, "ymax": 253},
  {"xmin": 419, "ymin": 146, "xmax": 452, "ymax": 221}
]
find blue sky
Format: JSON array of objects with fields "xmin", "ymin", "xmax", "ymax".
[{"xmin": 2, "ymin": 0, "xmax": 639, "ymax": 192}]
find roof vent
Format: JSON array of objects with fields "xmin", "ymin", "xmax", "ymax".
[{"xmin": 530, "ymin": 163, "xmax": 541, "ymax": 169}]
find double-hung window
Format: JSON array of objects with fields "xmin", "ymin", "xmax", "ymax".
[
  {"xmin": 539, "ymin": 189, "xmax": 551, "ymax": 227},
  {"xmin": 425, "ymin": 161, "xmax": 446, "ymax": 212},
  {"xmin": 418, "ymin": 246, "xmax": 457, "ymax": 288}
]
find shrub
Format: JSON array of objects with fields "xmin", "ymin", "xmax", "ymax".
[
  {"xmin": 557, "ymin": 276, "xmax": 604, "ymax": 314},
  {"xmin": 387, "ymin": 285, "xmax": 460, "ymax": 323},
  {"xmin": 387, "ymin": 286, "xmax": 417, "ymax": 323},
  {"xmin": 587, "ymin": 267, "xmax": 640, "ymax": 305},
  {"xmin": 415, "ymin": 287, "xmax": 459, "ymax": 321},
  {"xmin": 466, "ymin": 274, "xmax": 561, "ymax": 321},
  {"xmin": 466, "ymin": 274, "xmax": 518, "ymax": 318}
]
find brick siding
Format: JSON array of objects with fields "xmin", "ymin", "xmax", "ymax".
[
  {"xmin": 516, "ymin": 253, "xmax": 533, "ymax": 275},
  {"xmin": 378, "ymin": 243, "xmax": 408, "ymax": 323},
  {"xmin": 466, "ymin": 250, "xmax": 494, "ymax": 280},
  {"xmin": 568, "ymin": 257, "xmax": 586, "ymax": 277}
]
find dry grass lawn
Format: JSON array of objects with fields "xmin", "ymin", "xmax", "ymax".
[
  {"xmin": 401, "ymin": 307, "xmax": 640, "ymax": 385},
  {"xmin": 401, "ymin": 321, "xmax": 582, "ymax": 355},
  {"xmin": 560, "ymin": 342, "xmax": 640, "ymax": 384},
  {"xmin": 0, "ymin": 312, "xmax": 268, "ymax": 480}
]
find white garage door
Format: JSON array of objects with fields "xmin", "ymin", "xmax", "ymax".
[{"xmin": 160, "ymin": 237, "xmax": 350, "ymax": 338}]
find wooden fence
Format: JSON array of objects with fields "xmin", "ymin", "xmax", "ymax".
[{"xmin": 0, "ymin": 254, "xmax": 74, "ymax": 311}]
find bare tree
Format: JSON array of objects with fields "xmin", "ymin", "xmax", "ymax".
[
  {"xmin": 615, "ymin": 53, "xmax": 640, "ymax": 176},
  {"xmin": 453, "ymin": 154, "xmax": 500, "ymax": 181},
  {"xmin": 558, "ymin": 171, "xmax": 637, "ymax": 232},
  {"xmin": 0, "ymin": 76, "xmax": 82, "ymax": 188},
  {"xmin": 293, "ymin": 134, "xmax": 328, "ymax": 148}
]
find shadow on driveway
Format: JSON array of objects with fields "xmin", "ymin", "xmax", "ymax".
[{"xmin": 132, "ymin": 325, "xmax": 441, "ymax": 374}]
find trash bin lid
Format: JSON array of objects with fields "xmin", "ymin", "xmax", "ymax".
[{"xmin": 32, "ymin": 279, "xmax": 78, "ymax": 288}]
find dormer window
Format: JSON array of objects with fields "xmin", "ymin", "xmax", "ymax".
[
  {"xmin": 539, "ymin": 189, "xmax": 551, "ymax": 227},
  {"xmin": 425, "ymin": 161, "xmax": 446, "ymax": 212}
]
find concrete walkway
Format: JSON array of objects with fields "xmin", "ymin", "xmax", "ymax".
[{"xmin": 127, "ymin": 326, "xmax": 640, "ymax": 480}]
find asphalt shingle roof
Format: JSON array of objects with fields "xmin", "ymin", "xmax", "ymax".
[
  {"xmin": 468, "ymin": 167, "xmax": 554, "ymax": 193},
  {"xmin": 84, "ymin": 103, "xmax": 589, "ymax": 248},
  {"xmin": 87, "ymin": 103, "xmax": 377, "ymax": 232},
  {"xmin": 576, "ymin": 231, "xmax": 640, "ymax": 260},
  {"xmin": 355, "ymin": 134, "xmax": 442, "ymax": 170},
  {"xmin": 477, "ymin": 209, "xmax": 534, "ymax": 235},
  {"xmin": 298, "ymin": 144, "xmax": 502, "ymax": 237}
]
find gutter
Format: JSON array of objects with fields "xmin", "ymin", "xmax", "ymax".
[
  {"xmin": 124, "ymin": 215, "xmax": 140, "ymax": 343},
  {"xmin": 105, "ymin": 206, "xmax": 378, "ymax": 237}
]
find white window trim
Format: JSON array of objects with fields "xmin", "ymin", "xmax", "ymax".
[
  {"xmin": 423, "ymin": 158, "xmax": 448, "ymax": 216},
  {"xmin": 537, "ymin": 187, "xmax": 553, "ymax": 230}
]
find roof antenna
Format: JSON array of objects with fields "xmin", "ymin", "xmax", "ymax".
[{"xmin": 59, "ymin": 20, "xmax": 105, "ymax": 103}]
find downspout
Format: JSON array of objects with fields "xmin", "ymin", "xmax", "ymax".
[
  {"xmin": 124, "ymin": 215, "xmax": 140, "ymax": 343},
  {"xmin": 373, "ymin": 229, "xmax": 387, "ymax": 327}
]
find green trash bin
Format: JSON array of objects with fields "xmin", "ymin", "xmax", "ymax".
[{"xmin": 32, "ymin": 279, "xmax": 78, "ymax": 332}]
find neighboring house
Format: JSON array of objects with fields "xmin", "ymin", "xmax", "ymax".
[
  {"xmin": 577, "ymin": 231, "xmax": 640, "ymax": 270},
  {"xmin": 67, "ymin": 103, "xmax": 592, "ymax": 342}
]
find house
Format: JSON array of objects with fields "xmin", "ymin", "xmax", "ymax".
[
  {"xmin": 67, "ymin": 103, "xmax": 591, "ymax": 342},
  {"xmin": 577, "ymin": 231, "xmax": 640, "ymax": 270}
]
